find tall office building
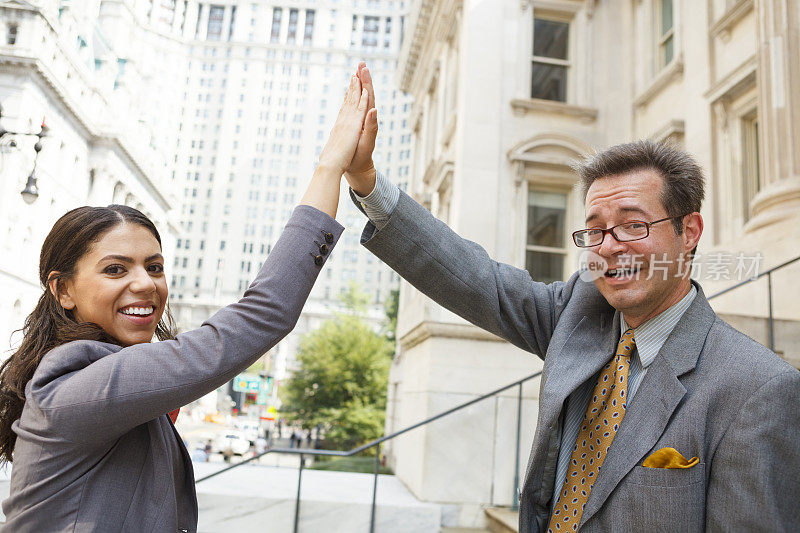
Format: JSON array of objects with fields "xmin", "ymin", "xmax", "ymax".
[{"xmin": 165, "ymin": 1, "xmax": 412, "ymax": 384}]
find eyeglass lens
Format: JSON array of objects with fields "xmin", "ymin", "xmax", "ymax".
[{"xmin": 575, "ymin": 222, "xmax": 649, "ymax": 246}]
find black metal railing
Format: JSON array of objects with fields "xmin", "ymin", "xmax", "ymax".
[
  {"xmin": 196, "ymin": 370, "xmax": 542, "ymax": 533},
  {"xmin": 706, "ymin": 254, "xmax": 800, "ymax": 351}
]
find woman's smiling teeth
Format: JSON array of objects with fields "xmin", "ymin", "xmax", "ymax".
[{"xmin": 120, "ymin": 306, "xmax": 154, "ymax": 316}]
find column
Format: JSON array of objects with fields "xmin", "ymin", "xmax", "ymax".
[{"xmin": 750, "ymin": 0, "xmax": 800, "ymax": 227}]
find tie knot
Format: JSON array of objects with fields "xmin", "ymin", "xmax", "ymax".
[{"xmin": 616, "ymin": 328, "xmax": 636, "ymax": 357}]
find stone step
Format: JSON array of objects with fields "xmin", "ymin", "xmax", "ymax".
[{"xmin": 485, "ymin": 507, "xmax": 519, "ymax": 533}]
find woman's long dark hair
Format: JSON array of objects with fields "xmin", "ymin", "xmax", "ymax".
[{"xmin": 0, "ymin": 205, "xmax": 177, "ymax": 463}]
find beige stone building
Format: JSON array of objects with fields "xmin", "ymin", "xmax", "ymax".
[{"xmin": 386, "ymin": 0, "xmax": 800, "ymax": 527}]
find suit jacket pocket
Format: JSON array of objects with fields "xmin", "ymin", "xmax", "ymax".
[
  {"xmin": 625, "ymin": 462, "xmax": 704, "ymax": 487},
  {"xmin": 595, "ymin": 463, "xmax": 706, "ymax": 533}
]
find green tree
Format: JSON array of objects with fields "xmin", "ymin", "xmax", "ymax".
[
  {"xmin": 280, "ymin": 285, "xmax": 393, "ymax": 450},
  {"xmin": 383, "ymin": 288, "xmax": 399, "ymax": 345}
]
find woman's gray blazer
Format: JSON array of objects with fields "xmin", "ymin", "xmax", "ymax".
[{"xmin": 2, "ymin": 205, "xmax": 343, "ymax": 532}]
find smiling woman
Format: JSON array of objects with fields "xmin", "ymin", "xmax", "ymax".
[
  {"xmin": 0, "ymin": 66, "xmax": 373, "ymax": 532},
  {"xmin": 50, "ymin": 219, "xmax": 171, "ymax": 348}
]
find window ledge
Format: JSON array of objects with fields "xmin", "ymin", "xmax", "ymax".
[
  {"xmin": 710, "ymin": 0, "xmax": 753, "ymax": 40},
  {"xmin": 422, "ymin": 156, "xmax": 453, "ymax": 187},
  {"xmin": 510, "ymin": 98, "xmax": 598, "ymax": 122},
  {"xmin": 633, "ymin": 55, "xmax": 684, "ymax": 108},
  {"xmin": 442, "ymin": 113, "xmax": 457, "ymax": 147},
  {"xmin": 649, "ymin": 119, "xmax": 685, "ymax": 143}
]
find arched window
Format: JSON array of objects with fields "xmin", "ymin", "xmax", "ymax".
[
  {"xmin": 112, "ymin": 182, "xmax": 125, "ymax": 204},
  {"xmin": 508, "ymin": 133, "xmax": 592, "ymax": 283}
]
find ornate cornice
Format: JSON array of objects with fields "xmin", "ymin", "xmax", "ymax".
[
  {"xmin": 397, "ymin": 0, "xmax": 461, "ymax": 95},
  {"xmin": 1, "ymin": 55, "xmax": 170, "ymax": 210},
  {"xmin": 398, "ymin": 319, "xmax": 507, "ymax": 351}
]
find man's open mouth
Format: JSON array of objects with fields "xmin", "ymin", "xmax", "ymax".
[{"xmin": 604, "ymin": 267, "xmax": 640, "ymax": 279}]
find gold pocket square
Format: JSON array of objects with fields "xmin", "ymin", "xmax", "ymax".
[{"xmin": 642, "ymin": 447, "xmax": 699, "ymax": 469}]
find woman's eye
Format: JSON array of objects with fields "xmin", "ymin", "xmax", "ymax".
[
  {"xmin": 104, "ymin": 265, "xmax": 125, "ymax": 275},
  {"xmin": 148, "ymin": 264, "xmax": 164, "ymax": 274}
]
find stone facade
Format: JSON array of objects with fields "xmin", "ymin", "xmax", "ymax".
[{"xmin": 0, "ymin": 0, "xmax": 180, "ymax": 351}]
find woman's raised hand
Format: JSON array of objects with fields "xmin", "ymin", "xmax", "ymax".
[{"xmin": 318, "ymin": 72, "xmax": 370, "ymax": 176}]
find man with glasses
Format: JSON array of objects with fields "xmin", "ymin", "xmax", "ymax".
[{"xmin": 343, "ymin": 63, "xmax": 798, "ymax": 533}]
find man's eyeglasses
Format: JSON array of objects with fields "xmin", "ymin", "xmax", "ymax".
[{"xmin": 572, "ymin": 215, "xmax": 687, "ymax": 248}]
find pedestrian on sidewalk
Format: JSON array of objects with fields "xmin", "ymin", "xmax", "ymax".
[{"xmin": 0, "ymin": 70, "xmax": 373, "ymax": 532}]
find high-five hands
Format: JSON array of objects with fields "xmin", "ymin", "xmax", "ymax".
[
  {"xmin": 302, "ymin": 63, "xmax": 379, "ymax": 217},
  {"xmin": 344, "ymin": 62, "xmax": 379, "ymax": 197},
  {"xmin": 318, "ymin": 72, "xmax": 371, "ymax": 176},
  {"xmin": 300, "ymin": 70, "xmax": 370, "ymax": 217}
]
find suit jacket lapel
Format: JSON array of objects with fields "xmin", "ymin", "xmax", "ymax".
[
  {"xmin": 527, "ymin": 310, "xmax": 619, "ymax": 504},
  {"xmin": 541, "ymin": 312, "xmax": 620, "ymax": 415},
  {"xmin": 579, "ymin": 283, "xmax": 717, "ymax": 526}
]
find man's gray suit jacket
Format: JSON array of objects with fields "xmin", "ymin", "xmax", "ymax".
[
  {"xmin": 2, "ymin": 205, "xmax": 343, "ymax": 532},
  {"xmin": 354, "ymin": 190, "xmax": 800, "ymax": 532}
]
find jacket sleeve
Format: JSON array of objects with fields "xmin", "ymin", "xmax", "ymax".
[
  {"xmin": 705, "ymin": 368, "xmax": 800, "ymax": 530},
  {"xmin": 27, "ymin": 205, "xmax": 344, "ymax": 444},
  {"xmin": 352, "ymin": 188, "xmax": 579, "ymax": 358}
]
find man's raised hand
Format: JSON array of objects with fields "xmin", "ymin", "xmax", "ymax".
[{"xmin": 344, "ymin": 62, "xmax": 379, "ymax": 197}]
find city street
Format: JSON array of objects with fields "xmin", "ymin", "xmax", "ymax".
[{"xmin": 175, "ymin": 418, "xmax": 302, "ymax": 468}]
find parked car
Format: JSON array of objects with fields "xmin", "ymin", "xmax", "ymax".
[
  {"xmin": 214, "ymin": 431, "xmax": 251, "ymax": 461},
  {"xmin": 234, "ymin": 418, "xmax": 261, "ymax": 444},
  {"xmin": 203, "ymin": 412, "xmax": 227, "ymax": 425}
]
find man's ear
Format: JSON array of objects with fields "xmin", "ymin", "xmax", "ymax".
[
  {"xmin": 47, "ymin": 272, "xmax": 75, "ymax": 310},
  {"xmin": 683, "ymin": 212, "xmax": 703, "ymax": 252}
]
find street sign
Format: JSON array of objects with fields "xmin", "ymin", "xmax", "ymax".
[
  {"xmin": 256, "ymin": 377, "xmax": 273, "ymax": 405},
  {"xmin": 232, "ymin": 374, "xmax": 261, "ymax": 393}
]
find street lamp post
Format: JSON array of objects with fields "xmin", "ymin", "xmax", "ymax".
[{"xmin": 0, "ymin": 103, "xmax": 49, "ymax": 203}]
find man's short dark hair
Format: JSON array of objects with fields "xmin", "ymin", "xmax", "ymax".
[{"xmin": 575, "ymin": 140, "xmax": 705, "ymax": 236}]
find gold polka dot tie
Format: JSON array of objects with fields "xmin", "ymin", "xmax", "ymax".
[{"xmin": 547, "ymin": 328, "xmax": 636, "ymax": 532}]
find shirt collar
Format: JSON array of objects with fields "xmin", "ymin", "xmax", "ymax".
[{"xmin": 620, "ymin": 285, "xmax": 697, "ymax": 369}]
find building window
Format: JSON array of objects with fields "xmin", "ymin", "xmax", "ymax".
[
  {"xmin": 741, "ymin": 112, "xmax": 760, "ymax": 222},
  {"xmin": 384, "ymin": 17, "xmax": 392, "ymax": 49},
  {"xmin": 303, "ymin": 10, "xmax": 315, "ymax": 45},
  {"xmin": 287, "ymin": 9, "xmax": 299, "ymax": 43},
  {"xmin": 525, "ymin": 190, "xmax": 568, "ymax": 284},
  {"xmin": 7, "ymin": 24, "xmax": 17, "ymax": 45},
  {"xmin": 207, "ymin": 5, "xmax": 224, "ymax": 41},
  {"xmin": 270, "ymin": 8, "xmax": 282, "ymax": 43},
  {"xmin": 195, "ymin": 4, "xmax": 204, "ymax": 38},
  {"xmin": 657, "ymin": 0, "xmax": 674, "ymax": 68},
  {"xmin": 531, "ymin": 17, "xmax": 569, "ymax": 102},
  {"xmin": 228, "ymin": 5, "xmax": 237, "ymax": 41},
  {"xmin": 351, "ymin": 15, "xmax": 358, "ymax": 47},
  {"xmin": 362, "ymin": 16, "xmax": 379, "ymax": 49}
]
